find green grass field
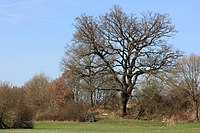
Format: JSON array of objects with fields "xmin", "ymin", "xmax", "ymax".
[{"xmin": 1, "ymin": 117, "xmax": 200, "ymax": 133}]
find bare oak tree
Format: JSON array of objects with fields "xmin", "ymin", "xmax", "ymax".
[{"xmin": 69, "ymin": 5, "xmax": 181, "ymax": 115}]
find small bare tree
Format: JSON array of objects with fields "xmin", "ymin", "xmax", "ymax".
[
  {"xmin": 24, "ymin": 73, "xmax": 54, "ymax": 112},
  {"xmin": 170, "ymin": 54, "xmax": 200, "ymax": 121},
  {"xmin": 69, "ymin": 5, "xmax": 181, "ymax": 115}
]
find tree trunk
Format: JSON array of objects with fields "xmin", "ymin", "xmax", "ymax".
[
  {"xmin": 90, "ymin": 92, "xmax": 94, "ymax": 107},
  {"xmin": 121, "ymin": 91, "xmax": 129, "ymax": 116},
  {"xmin": 195, "ymin": 100, "xmax": 199, "ymax": 121},
  {"xmin": 136, "ymin": 106, "xmax": 145, "ymax": 119}
]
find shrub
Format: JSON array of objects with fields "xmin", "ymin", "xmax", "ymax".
[
  {"xmin": 0, "ymin": 113, "xmax": 10, "ymax": 129},
  {"xmin": 12, "ymin": 96, "xmax": 34, "ymax": 129},
  {"xmin": 36, "ymin": 101, "xmax": 88, "ymax": 122},
  {"xmin": 0, "ymin": 83, "xmax": 34, "ymax": 129},
  {"xmin": 12, "ymin": 121, "xmax": 33, "ymax": 129},
  {"xmin": 58, "ymin": 102, "xmax": 88, "ymax": 121}
]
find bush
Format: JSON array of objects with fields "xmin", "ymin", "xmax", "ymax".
[
  {"xmin": 36, "ymin": 101, "xmax": 88, "ymax": 122},
  {"xmin": 0, "ymin": 114, "xmax": 10, "ymax": 129},
  {"xmin": 12, "ymin": 99, "xmax": 34, "ymax": 128},
  {"xmin": 58, "ymin": 102, "xmax": 88, "ymax": 121},
  {"xmin": 12, "ymin": 121, "xmax": 33, "ymax": 129},
  {"xmin": 0, "ymin": 83, "xmax": 34, "ymax": 129}
]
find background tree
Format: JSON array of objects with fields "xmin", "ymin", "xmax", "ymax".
[
  {"xmin": 62, "ymin": 45, "xmax": 117, "ymax": 107},
  {"xmin": 52, "ymin": 76, "xmax": 73, "ymax": 107},
  {"xmin": 62, "ymin": 69, "xmax": 120, "ymax": 109},
  {"xmin": 68, "ymin": 5, "xmax": 181, "ymax": 115},
  {"xmin": 24, "ymin": 73, "xmax": 54, "ymax": 116},
  {"xmin": 166, "ymin": 83, "xmax": 193, "ymax": 121},
  {"xmin": 62, "ymin": 70, "xmax": 83, "ymax": 103},
  {"xmin": 133, "ymin": 76, "xmax": 166, "ymax": 119},
  {"xmin": 168, "ymin": 54, "xmax": 200, "ymax": 121}
]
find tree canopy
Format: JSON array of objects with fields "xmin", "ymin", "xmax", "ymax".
[{"xmin": 63, "ymin": 5, "xmax": 181, "ymax": 115}]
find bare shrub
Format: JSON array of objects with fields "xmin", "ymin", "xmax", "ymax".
[
  {"xmin": 36, "ymin": 101, "xmax": 88, "ymax": 122},
  {"xmin": 0, "ymin": 82, "xmax": 15, "ymax": 128},
  {"xmin": 58, "ymin": 102, "xmax": 88, "ymax": 121},
  {"xmin": 0, "ymin": 113, "xmax": 10, "ymax": 129},
  {"xmin": 12, "ymin": 89, "xmax": 34, "ymax": 128},
  {"xmin": 0, "ymin": 82, "xmax": 34, "ymax": 129}
]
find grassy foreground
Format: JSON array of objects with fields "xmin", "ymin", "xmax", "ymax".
[{"xmin": 1, "ymin": 117, "xmax": 200, "ymax": 133}]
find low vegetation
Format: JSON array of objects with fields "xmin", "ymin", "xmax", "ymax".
[{"xmin": 0, "ymin": 82, "xmax": 33, "ymax": 129}]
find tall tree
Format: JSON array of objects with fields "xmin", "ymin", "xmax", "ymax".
[{"xmin": 68, "ymin": 5, "xmax": 181, "ymax": 115}]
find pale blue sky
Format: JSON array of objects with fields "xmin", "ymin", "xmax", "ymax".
[{"xmin": 0, "ymin": 0, "xmax": 199, "ymax": 86}]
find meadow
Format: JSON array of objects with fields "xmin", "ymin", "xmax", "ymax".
[{"xmin": 1, "ymin": 117, "xmax": 200, "ymax": 133}]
